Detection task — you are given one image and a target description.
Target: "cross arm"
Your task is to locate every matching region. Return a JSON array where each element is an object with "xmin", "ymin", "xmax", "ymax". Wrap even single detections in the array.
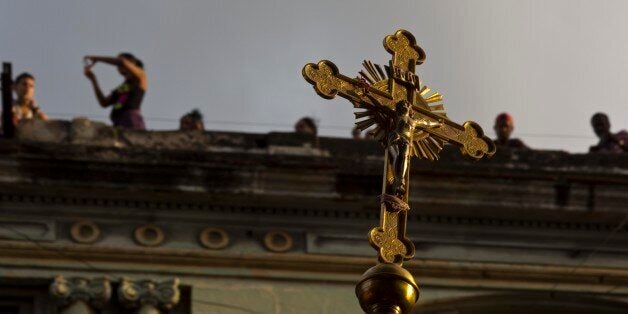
[
  {"xmin": 410, "ymin": 105, "xmax": 496, "ymax": 160},
  {"xmin": 302, "ymin": 60, "xmax": 392, "ymax": 105}
]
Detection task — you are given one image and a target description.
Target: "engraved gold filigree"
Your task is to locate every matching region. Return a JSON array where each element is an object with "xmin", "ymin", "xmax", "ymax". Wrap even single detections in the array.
[
  {"xmin": 302, "ymin": 60, "xmax": 343, "ymax": 99},
  {"xmin": 368, "ymin": 195, "xmax": 415, "ymax": 263},
  {"xmin": 303, "ymin": 35, "xmax": 495, "ymax": 163},
  {"xmin": 302, "ymin": 29, "xmax": 495, "ymax": 265},
  {"xmin": 384, "ymin": 30, "xmax": 426, "ymax": 69},
  {"xmin": 459, "ymin": 121, "xmax": 494, "ymax": 159}
]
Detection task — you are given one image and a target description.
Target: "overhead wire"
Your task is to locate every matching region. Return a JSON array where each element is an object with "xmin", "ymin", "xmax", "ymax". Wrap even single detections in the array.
[
  {"xmin": 6, "ymin": 109, "xmax": 618, "ymax": 300},
  {"xmin": 0, "ymin": 224, "xmax": 120, "ymax": 278},
  {"xmin": 0, "ymin": 224, "xmax": 269, "ymax": 310},
  {"xmin": 549, "ymin": 214, "xmax": 628, "ymax": 292},
  {"xmin": 46, "ymin": 112, "xmax": 598, "ymax": 139},
  {"xmin": 191, "ymin": 299, "xmax": 263, "ymax": 313}
]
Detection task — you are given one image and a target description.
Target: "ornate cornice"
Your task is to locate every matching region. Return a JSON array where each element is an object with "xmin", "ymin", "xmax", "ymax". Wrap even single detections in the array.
[
  {"xmin": 0, "ymin": 191, "xmax": 625, "ymax": 234},
  {"xmin": 49, "ymin": 276, "xmax": 111, "ymax": 308},
  {"xmin": 118, "ymin": 277, "xmax": 180, "ymax": 310}
]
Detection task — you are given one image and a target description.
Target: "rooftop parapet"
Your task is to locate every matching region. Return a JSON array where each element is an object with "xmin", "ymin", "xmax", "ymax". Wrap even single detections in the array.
[{"xmin": 1, "ymin": 119, "xmax": 627, "ymax": 217}]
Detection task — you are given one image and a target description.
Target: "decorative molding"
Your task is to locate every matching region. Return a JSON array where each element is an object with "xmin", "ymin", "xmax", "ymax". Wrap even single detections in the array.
[
  {"xmin": 49, "ymin": 276, "xmax": 111, "ymax": 309},
  {"xmin": 0, "ymin": 191, "xmax": 625, "ymax": 234},
  {"xmin": 263, "ymin": 230, "xmax": 294, "ymax": 253},
  {"xmin": 70, "ymin": 220, "xmax": 100, "ymax": 244},
  {"xmin": 199, "ymin": 227, "xmax": 230, "ymax": 250},
  {"xmin": 133, "ymin": 225, "xmax": 165, "ymax": 247},
  {"xmin": 0, "ymin": 219, "xmax": 56, "ymax": 242},
  {"xmin": 118, "ymin": 277, "xmax": 180, "ymax": 310}
]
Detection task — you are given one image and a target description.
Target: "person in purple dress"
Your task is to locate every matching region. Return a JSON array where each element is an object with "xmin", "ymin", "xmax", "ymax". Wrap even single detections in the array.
[{"xmin": 83, "ymin": 53, "xmax": 147, "ymax": 130}]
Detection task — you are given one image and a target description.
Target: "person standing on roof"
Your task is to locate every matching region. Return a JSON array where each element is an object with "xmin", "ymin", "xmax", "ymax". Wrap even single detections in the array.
[{"xmin": 83, "ymin": 53, "xmax": 147, "ymax": 130}]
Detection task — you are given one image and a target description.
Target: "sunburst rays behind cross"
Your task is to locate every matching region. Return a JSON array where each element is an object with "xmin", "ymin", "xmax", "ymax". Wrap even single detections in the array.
[{"xmin": 352, "ymin": 60, "xmax": 448, "ymax": 161}]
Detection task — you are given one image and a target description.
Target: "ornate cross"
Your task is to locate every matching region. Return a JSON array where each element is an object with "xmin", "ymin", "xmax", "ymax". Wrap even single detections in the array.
[{"xmin": 303, "ymin": 29, "xmax": 495, "ymax": 265}]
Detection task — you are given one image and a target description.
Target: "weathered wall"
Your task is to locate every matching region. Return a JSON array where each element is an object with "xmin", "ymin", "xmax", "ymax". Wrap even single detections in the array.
[{"xmin": 0, "ymin": 120, "xmax": 627, "ymax": 313}]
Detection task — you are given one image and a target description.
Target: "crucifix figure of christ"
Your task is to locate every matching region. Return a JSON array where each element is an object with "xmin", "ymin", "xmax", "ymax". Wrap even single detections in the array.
[
  {"xmin": 302, "ymin": 29, "xmax": 496, "ymax": 267},
  {"xmin": 365, "ymin": 95, "xmax": 441, "ymax": 197}
]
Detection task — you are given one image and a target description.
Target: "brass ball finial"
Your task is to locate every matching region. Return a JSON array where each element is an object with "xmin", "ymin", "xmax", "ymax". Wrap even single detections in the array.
[{"xmin": 355, "ymin": 263, "xmax": 419, "ymax": 314}]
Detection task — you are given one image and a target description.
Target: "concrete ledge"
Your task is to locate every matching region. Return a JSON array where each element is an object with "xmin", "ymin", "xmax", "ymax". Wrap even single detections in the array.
[{"xmin": 0, "ymin": 241, "xmax": 626, "ymax": 295}]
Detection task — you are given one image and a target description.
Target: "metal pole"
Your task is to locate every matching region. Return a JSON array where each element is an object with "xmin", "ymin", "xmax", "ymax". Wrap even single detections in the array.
[{"xmin": 1, "ymin": 62, "xmax": 14, "ymax": 138}]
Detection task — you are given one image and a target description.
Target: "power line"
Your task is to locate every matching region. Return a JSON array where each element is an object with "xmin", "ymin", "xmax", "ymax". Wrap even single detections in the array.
[
  {"xmin": 191, "ymin": 299, "xmax": 262, "ymax": 313},
  {"xmin": 514, "ymin": 133, "xmax": 595, "ymax": 140},
  {"xmin": 46, "ymin": 112, "xmax": 598, "ymax": 139},
  {"xmin": 0, "ymin": 224, "xmax": 120, "ymax": 278},
  {"xmin": 550, "ymin": 214, "xmax": 628, "ymax": 292},
  {"xmin": 602, "ymin": 215, "xmax": 628, "ymax": 294},
  {"xmin": 47, "ymin": 112, "xmax": 326, "ymax": 129},
  {"xmin": 0, "ymin": 224, "xmax": 296, "ymax": 311},
  {"xmin": 0, "ymin": 224, "xmax": 243, "ymax": 310}
]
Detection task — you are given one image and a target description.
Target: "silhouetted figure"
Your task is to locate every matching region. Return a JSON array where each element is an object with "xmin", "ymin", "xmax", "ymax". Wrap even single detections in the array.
[
  {"xmin": 294, "ymin": 116, "xmax": 319, "ymax": 148},
  {"xmin": 352, "ymin": 126, "xmax": 363, "ymax": 140},
  {"xmin": 589, "ymin": 112, "xmax": 627, "ymax": 153},
  {"xmin": 11, "ymin": 72, "xmax": 48, "ymax": 125},
  {"xmin": 180, "ymin": 109, "xmax": 205, "ymax": 131},
  {"xmin": 294, "ymin": 117, "xmax": 317, "ymax": 136},
  {"xmin": 84, "ymin": 53, "xmax": 147, "ymax": 130},
  {"xmin": 493, "ymin": 112, "xmax": 528, "ymax": 149}
]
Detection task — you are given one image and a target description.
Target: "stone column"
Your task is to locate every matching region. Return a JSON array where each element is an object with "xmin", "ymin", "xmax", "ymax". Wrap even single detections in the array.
[
  {"xmin": 50, "ymin": 276, "xmax": 112, "ymax": 314},
  {"xmin": 118, "ymin": 277, "xmax": 180, "ymax": 314}
]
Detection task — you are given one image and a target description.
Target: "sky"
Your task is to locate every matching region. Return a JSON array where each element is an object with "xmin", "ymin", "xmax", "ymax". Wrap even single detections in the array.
[{"xmin": 1, "ymin": 0, "xmax": 627, "ymax": 152}]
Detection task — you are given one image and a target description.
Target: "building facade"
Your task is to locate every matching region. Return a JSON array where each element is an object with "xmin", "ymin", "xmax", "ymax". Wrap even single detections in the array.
[{"xmin": 0, "ymin": 119, "xmax": 627, "ymax": 313}]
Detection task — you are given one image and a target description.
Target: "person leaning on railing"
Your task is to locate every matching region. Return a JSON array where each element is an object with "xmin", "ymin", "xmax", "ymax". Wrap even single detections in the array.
[
  {"xmin": 11, "ymin": 72, "xmax": 48, "ymax": 125},
  {"xmin": 589, "ymin": 112, "xmax": 627, "ymax": 153},
  {"xmin": 493, "ymin": 112, "xmax": 529, "ymax": 150},
  {"xmin": 179, "ymin": 109, "xmax": 205, "ymax": 131}
]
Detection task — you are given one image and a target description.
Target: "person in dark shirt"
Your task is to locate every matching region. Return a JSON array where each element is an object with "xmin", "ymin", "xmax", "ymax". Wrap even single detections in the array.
[
  {"xmin": 83, "ymin": 53, "xmax": 147, "ymax": 130},
  {"xmin": 180, "ymin": 109, "xmax": 205, "ymax": 131},
  {"xmin": 294, "ymin": 116, "xmax": 319, "ymax": 147},
  {"xmin": 294, "ymin": 117, "xmax": 317, "ymax": 136},
  {"xmin": 493, "ymin": 112, "xmax": 528, "ymax": 149},
  {"xmin": 589, "ymin": 112, "xmax": 627, "ymax": 153}
]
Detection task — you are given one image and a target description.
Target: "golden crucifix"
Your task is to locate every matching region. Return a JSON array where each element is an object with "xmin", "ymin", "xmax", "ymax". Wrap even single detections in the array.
[{"xmin": 303, "ymin": 29, "xmax": 496, "ymax": 266}]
